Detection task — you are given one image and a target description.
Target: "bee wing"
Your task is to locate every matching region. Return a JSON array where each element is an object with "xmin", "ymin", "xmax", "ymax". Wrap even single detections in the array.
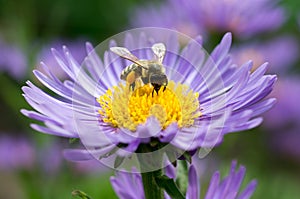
[
  {"xmin": 110, "ymin": 47, "xmax": 148, "ymax": 69},
  {"xmin": 152, "ymin": 43, "xmax": 166, "ymax": 63}
]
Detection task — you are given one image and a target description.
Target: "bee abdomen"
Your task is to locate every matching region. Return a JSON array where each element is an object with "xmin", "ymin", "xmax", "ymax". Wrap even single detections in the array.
[
  {"xmin": 120, "ymin": 64, "xmax": 136, "ymax": 80},
  {"xmin": 120, "ymin": 64, "xmax": 142, "ymax": 80}
]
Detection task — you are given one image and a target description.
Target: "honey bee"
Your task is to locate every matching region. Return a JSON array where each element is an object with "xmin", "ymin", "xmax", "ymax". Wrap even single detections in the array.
[{"xmin": 110, "ymin": 43, "xmax": 168, "ymax": 96}]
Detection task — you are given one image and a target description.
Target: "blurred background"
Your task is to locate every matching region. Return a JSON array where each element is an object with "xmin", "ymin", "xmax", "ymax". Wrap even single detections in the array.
[{"xmin": 0, "ymin": 0, "xmax": 299, "ymax": 198}]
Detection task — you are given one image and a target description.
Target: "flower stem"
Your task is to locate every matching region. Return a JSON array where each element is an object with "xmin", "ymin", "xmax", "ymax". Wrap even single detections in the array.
[
  {"xmin": 141, "ymin": 170, "xmax": 164, "ymax": 199},
  {"xmin": 137, "ymin": 143, "xmax": 164, "ymax": 199}
]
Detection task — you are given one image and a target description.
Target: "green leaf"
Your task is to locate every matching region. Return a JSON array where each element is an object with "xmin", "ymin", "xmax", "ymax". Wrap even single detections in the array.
[
  {"xmin": 182, "ymin": 152, "xmax": 192, "ymax": 163},
  {"xmin": 98, "ymin": 147, "xmax": 117, "ymax": 159},
  {"xmin": 176, "ymin": 160, "xmax": 189, "ymax": 195},
  {"xmin": 166, "ymin": 150, "xmax": 177, "ymax": 167},
  {"xmin": 155, "ymin": 175, "xmax": 185, "ymax": 199},
  {"xmin": 114, "ymin": 156, "xmax": 125, "ymax": 168},
  {"xmin": 72, "ymin": 190, "xmax": 92, "ymax": 199},
  {"xmin": 69, "ymin": 138, "xmax": 79, "ymax": 144},
  {"xmin": 150, "ymin": 139, "xmax": 159, "ymax": 147}
]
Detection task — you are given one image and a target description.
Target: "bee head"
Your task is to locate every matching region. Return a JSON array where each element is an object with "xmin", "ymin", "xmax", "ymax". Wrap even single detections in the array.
[
  {"xmin": 150, "ymin": 73, "xmax": 168, "ymax": 86},
  {"xmin": 149, "ymin": 74, "xmax": 168, "ymax": 95}
]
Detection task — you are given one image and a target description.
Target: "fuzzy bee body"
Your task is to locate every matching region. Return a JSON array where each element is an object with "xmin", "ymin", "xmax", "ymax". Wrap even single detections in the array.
[
  {"xmin": 120, "ymin": 63, "xmax": 142, "ymax": 90},
  {"xmin": 120, "ymin": 63, "xmax": 141, "ymax": 82},
  {"xmin": 110, "ymin": 43, "xmax": 168, "ymax": 95}
]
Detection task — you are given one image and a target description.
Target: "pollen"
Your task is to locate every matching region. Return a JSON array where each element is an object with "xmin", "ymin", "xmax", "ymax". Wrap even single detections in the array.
[{"xmin": 97, "ymin": 81, "xmax": 202, "ymax": 131}]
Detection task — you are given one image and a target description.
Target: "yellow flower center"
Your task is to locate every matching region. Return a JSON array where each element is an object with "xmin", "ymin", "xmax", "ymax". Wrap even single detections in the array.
[{"xmin": 97, "ymin": 81, "xmax": 201, "ymax": 131}]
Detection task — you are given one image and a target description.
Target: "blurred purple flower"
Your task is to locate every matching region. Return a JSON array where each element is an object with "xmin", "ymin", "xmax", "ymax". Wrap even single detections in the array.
[
  {"xmin": 231, "ymin": 36, "xmax": 299, "ymax": 74},
  {"xmin": 0, "ymin": 39, "xmax": 27, "ymax": 80},
  {"xmin": 0, "ymin": 134, "xmax": 35, "ymax": 170},
  {"xmin": 0, "ymin": 133, "xmax": 107, "ymax": 173},
  {"xmin": 21, "ymin": 32, "xmax": 276, "ymax": 163},
  {"xmin": 111, "ymin": 161, "xmax": 257, "ymax": 199},
  {"xmin": 269, "ymin": 128, "xmax": 300, "ymax": 161},
  {"xmin": 38, "ymin": 139, "xmax": 108, "ymax": 174},
  {"xmin": 263, "ymin": 77, "xmax": 300, "ymax": 161},
  {"xmin": 132, "ymin": 2, "xmax": 201, "ymax": 38},
  {"xmin": 264, "ymin": 77, "xmax": 300, "ymax": 130},
  {"xmin": 132, "ymin": 0, "xmax": 285, "ymax": 38},
  {"xmin": 38, "ymin": 139, "xmax": 109, "ymax": 174},
  {"xmin": 35, "ymin": 39, "xmax": 87, "ymax": 79},
  {"xmin": 73, "ymin": 159, "xmax": 109, "ymax": 174},
  {"xmin": 38, "ymin": 140, "xmax": 64, "ymax": 174}
]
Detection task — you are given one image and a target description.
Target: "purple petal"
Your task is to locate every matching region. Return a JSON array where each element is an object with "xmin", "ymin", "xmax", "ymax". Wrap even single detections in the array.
[
  {"xmin": 186, "ymin": 165, "xmax": 200, "ymax": 199},
  {"xmin": 63, "ymin": 145, "xmax": 115, "ymax": 161}
]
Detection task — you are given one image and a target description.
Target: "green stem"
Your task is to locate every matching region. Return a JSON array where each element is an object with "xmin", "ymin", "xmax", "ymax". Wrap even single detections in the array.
[
  {"xmin": 137, "ymin": 144, "xmax": 164, "ymax": 199},
  {"xmin": 141, "ymin": 170, "xmax": 164, "ymax": 199}
]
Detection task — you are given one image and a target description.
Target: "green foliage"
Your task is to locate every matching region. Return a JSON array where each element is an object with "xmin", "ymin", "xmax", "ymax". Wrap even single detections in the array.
[
  {"xmin": 72, "ymin": 190, "xmax": 92, "ymax": 199},
  {"xmin": 155, "ymin": 175, "xmax": 185, "ymax": 199}
]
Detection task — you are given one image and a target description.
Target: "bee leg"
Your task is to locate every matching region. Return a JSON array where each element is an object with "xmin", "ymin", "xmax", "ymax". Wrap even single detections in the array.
[
  {"xmin": 163, "ymin": 86, "xmax": 166, "ymax": 92},
  {"xmin": 152, "ymin": 84, "xmax": 160, "ymax": 97},
  {"xmin": 152, "ymin": 88, "xmax": 159, "ymax": 97},
  {"xmin": 130, "ymin": 82, "xmax": 136, "ymax": 91}
]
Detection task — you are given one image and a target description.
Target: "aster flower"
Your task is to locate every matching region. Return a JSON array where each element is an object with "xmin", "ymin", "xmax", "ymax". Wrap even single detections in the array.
[
  {"xmin": 111, "ymin": 161, "xmax": 257, "ymax": 199},
  {"xmin": 132, "ymin": 2, "xmax": 200, "ymax": 38},
  {"xmin": 132, "ymin": 0, "xmax": 285, "ymax": 38},
  {"xmin": 231, "ymin": 36, "xmax": 299, "ymax": 74},
  {"xmin": 38, "ymin": 140, "xmax": 64, "ymax": 174},
  {"xmin": 21, "ymin": 30, "xmax": 276, "ymax": 170},
  {"xmin": 73, "ymin": 158, "xmax": 110, "ymax": 174},
  {"xmin": 263, "ymin": 77, "xmax": 300, "ymax": 161},
  {"xmin": 0, "ymin": 38, "xmax": 27, "ymax": 80},
  {"xmin": 264, "ymin": 77, "xmax": 300, "ymax": 129},
  {"xmin": 269, "ymin": 128, "xmax": 300, "ymax": 162},
  {"xmin": 0, "ymin": 134, "xmax": 35, "ymax": 171}
]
